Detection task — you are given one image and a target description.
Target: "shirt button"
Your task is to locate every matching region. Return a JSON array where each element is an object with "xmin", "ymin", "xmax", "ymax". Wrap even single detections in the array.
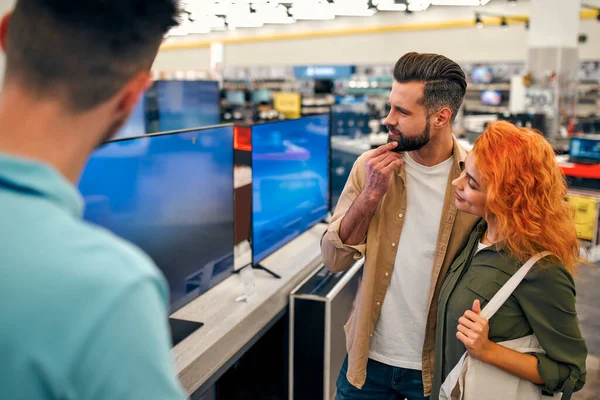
[
  {"xmin": 377, "ymin": 302, "xmax": 381, "ymax": 306},
  {"xmin": 399, "ymin": 213, "xmax": 404, "ymax": 218},
  {"xmin": 392, "ymin": 243, "xmax": 396, "ymax": 247},
  {"xmin": 385, "ymin": 272, "xmax": 390, "ymax": 277},
  {"xmin": 370, "ymin": 333, "xmax": 373, "ymax": 338}
]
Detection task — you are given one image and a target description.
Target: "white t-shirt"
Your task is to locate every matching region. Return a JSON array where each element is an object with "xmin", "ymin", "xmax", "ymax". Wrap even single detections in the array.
[
  {"xmin": 476, "ymin": 241, "xmax": 490, "ymax": 253},
  {"xmin": 369, "ymin": 152, "xmax": 453, "ymax": 370}
]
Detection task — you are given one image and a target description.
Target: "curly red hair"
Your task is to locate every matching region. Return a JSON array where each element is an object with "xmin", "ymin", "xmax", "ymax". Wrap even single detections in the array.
[{"xmin": 473, "ymin": 121, "xmax": 580, "ymax": 272}]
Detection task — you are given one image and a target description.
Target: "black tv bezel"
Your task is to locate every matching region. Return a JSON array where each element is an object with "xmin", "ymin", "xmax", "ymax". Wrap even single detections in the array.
[
  {"xmin": 249, "ymin": 114, "xmax": 331, "ymax": 266},
  {"xmin": 93, "ymin": 123, "xmax": 236, "ymax": 314}
]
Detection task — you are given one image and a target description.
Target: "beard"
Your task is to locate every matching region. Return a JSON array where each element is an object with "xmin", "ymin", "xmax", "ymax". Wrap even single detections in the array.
[{"xmin": 386, "ymin": 119, "xmax": 431, "ymax": 153}]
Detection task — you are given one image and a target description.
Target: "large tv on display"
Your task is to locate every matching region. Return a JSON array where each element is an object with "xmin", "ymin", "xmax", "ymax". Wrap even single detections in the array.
[
  {"xmin": 471, "ymin": 66, "xmax": 493, "ymax": 84},
  {"xmin": 331, "ymin": 103, "xmax": 370, "ymax": 137},
  {"xmin": 112, "ymin": 96, "xmax": 147, "ymax": 140},
  {"xmin": 154, "ymin": 80, "xmax": 221, "ymax": 132},
  {"xmin": 251, "ymin": 115, "xmax": 330, "ymax": 268},
  {"xmin": 79, "ymin": 125, "xmax": 235, "ymax": 313}
]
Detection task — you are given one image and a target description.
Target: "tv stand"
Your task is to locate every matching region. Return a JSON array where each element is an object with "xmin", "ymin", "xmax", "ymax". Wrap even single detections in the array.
[
  {"xmin": 234, "ymin": 263, "xmax": 281, "ymax": 279},
  {"xmin": 253, "ymin": 263, "xmax": 281, "ymax": 279},
  {"xmin": 169, "ymin": 318, "xmax": 204, "ymax": 347}
]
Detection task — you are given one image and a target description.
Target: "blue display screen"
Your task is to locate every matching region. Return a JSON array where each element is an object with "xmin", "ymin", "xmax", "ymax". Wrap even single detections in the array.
[
  {"xmin": 252, "ymin": 90, "xmax": 271, "ymax": 103},
  {"xmin": 293, "ymin": 65, "xmax": 355, "ymax": 79},
  {"xmin": 331, "ymin": 104, "xmax": 370, "ymax": 137},
  {"xmin": 226, "ymin": 90, "xmax": 246, "ymax": 105},
  {"xmin": 570, "ymin": 136, "xmax": 600, "ymax": 162},
  {"xmin": 113, "ymin": 96, "xmax": 146, "ymax": 139},
  {"xmin": 79, "ymin": 126, "xmax": 235, "ymax": 312},
  {"xmin": 251, "ymin": 115, "xmax": 330, "ymax": 264},
  {"xmin": 156, "ymin": 80, "xmax": 221, "ymax": 132}
]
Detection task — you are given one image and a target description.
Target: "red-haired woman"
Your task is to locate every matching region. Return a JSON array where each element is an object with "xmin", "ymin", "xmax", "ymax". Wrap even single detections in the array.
[{"xmin": 430, "ymin": 121, "xmax": 587, "ymax": 399}]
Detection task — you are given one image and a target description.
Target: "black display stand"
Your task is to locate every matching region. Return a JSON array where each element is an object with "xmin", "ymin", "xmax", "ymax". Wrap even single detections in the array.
[
  {"xmin": 169, "ymin": 318, "xmax": 204, "ymax": 347},
  {"xmin": 253, "ymin": 263, "xmax": 281, "ymax": 279},
  {"xmin": 233, "ymin": 263, "xmax": 281, "ymax": 279}
]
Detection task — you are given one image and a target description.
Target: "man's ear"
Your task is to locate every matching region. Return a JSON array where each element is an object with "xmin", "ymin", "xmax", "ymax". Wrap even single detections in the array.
[
  {"xmin": 433, "ymin": 107, "xmax": 453, "ymax": 129},
  {"xmin": 115, "ymin": 71, "xmax": 151, "ymax": 115},
  {"xmin": 0, "ymin": 12, "xmax": 12, "ymax": 54}
]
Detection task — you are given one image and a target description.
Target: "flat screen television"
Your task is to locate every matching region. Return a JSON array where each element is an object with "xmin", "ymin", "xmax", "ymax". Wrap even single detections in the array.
[
  {"xmin": 481, "ymin": 90, "xmax": 502, "ymax": 106},
  {"xmin": 331, "ymin": 104, "xmax": 370, "ymax": 137},
  {"xmin": 226, "ymin": 90, "xmax": 246, "ymax": 106},
  {"xmin": 569, "ymin": 135, "xmax": 600, "ymax": 164},
  {"xmin": 252, "ymin": 89, "xmax": 272, "ymax": 104},
  {"xmin": 472, "ymin": 66, "xmax": 493, "ymax": 84},
  {"xmin": 251, "ymin": 115, "xmax": 330, "ymax": 268},
  {"xmin": 112, "ymin": 96, "xmax": 147, "ymax": 140},
  {"xmin": 78, "ymin": 125, "xmax": 235, "ymax": 313},
  {"xmin": 154, "ymin": 80, "xmax": 221, "ymax": 132},
  {"xmin": 336, "ymin": 95, "xmax": 367, "ymax": 105}
]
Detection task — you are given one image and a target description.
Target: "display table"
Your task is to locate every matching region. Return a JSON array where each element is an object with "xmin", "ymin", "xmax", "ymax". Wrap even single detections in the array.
[{"xmin": 169, "ymin": 222, "xmax": 327, "ymax": 396}]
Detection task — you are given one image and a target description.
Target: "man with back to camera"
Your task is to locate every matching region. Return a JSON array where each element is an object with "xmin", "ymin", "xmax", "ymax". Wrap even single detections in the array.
[
  {"xmin": 321, "ymin": 52, "xmax": 481, "ymax": 399},
  {"xmin": 0, "ymin": 1, "xmax": 188, "ymax": 399}
]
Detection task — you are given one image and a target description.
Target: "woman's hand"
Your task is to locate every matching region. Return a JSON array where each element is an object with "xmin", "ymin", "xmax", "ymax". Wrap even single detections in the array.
[{"xmin": 456, "ymin": 299, "xmax": 494, "ymax": 362}]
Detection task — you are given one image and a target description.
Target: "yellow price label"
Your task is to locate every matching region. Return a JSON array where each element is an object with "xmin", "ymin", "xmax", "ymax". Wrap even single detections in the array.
[
  {"xmin": 273, "ymin": 92, "xmax": 301, "ymax": 119},
  {"xmin": 567, "ymin": 195, "xmax": 598, "ymax": 241}
]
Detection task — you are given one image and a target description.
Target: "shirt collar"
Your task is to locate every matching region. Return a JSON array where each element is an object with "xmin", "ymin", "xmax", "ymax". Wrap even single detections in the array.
[
  {"xmin": 451, "ymin": 134, "xmax": 469, "ymax": 172},
  {"xmin": 397, "ymin": 134, "xmax": 469, "ymax": 181},
  {"xmin": 0, "ymin": 153, "xmax": 84, "ymax": 218}
]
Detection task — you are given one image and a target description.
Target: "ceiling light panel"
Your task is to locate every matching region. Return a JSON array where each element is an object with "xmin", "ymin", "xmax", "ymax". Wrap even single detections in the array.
[
  {"xmin": 407, "ymin": 1, "xmax": 431, "ymax": 11},
  {"xmin": 430, "ymin": 0, "xmax": 482, "ymax": 5},
  {"xmin": 376, "ymin": 0, "xmax": 408, "ymax": 11}
]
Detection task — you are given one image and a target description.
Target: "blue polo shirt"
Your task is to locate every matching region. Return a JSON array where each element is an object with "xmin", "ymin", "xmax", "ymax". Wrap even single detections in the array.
[{"xmin": 0, "ymin": 154, "xmax": 187, "ymax": 400}]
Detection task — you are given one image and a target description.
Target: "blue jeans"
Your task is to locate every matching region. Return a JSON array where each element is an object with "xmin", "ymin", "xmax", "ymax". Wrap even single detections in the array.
[{"xmin": 335, "ymin": 357, "xmax": 430, "ymax": 400}]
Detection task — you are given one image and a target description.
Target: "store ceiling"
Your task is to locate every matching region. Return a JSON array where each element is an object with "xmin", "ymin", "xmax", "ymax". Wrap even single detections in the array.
[{"xmin": 171, "ymin": 0, "xmax": 497, "ymax": 35}]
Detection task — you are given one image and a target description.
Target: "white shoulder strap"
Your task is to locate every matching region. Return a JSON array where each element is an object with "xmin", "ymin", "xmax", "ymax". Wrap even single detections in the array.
[{"xmin": 480, "ymin": 251, "xmax": 553, "ymax": 320}]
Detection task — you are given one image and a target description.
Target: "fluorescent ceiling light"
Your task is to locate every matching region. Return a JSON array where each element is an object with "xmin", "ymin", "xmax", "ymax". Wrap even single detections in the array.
[
  {"xmin": 253, "ymin": 3, "xmax": 296, "ymax": 24},
  {"xmin": 227, "ymin": 17, "xmax": 265, "ymax": 28},
  {"xmin": 332, "ymin": 3, "xmax": 376, "ymax": 16},
  {"xmin": 407, "ymin": 1, "xmax": 431, "ymax": 11},
  {"xmin": 226, "ymin": 8, "xmax": 265, "ymax": 28},
  {"xmin": 289, "ymin": 2, "xmax": 336, "ymax": 20},
  {"xmin": 377, "ymin": 4, "xmax": 407, "ymax": 11},
  {"xmin": 430, "ymin": 0, "xmax": 481, "ymax": 5},
  {"xmin": 376, "ymin": 0, "xmax": 407, "ymax": 11}
]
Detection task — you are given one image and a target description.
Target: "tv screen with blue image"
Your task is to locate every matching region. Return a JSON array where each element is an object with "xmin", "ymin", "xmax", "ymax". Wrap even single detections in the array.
[
  {"xmin": 112, "ymin": 96, "xmax": 146, "ymax": 140},
  {"xmin": 331, "ymin": 103, "xmax": 370, "ymax": 137},
  {"xmin": 251, "ymin": 115, "xmax": 330, "ymax": 264},
  {"xmin": 252, "ymin": 89, "xmax": 271, "ymax": 104},
  {"xmin": 155, "ymin": 80, "xmax": 221, "ymax": 132},
  {"xmin": 79, "ymin": 125, "xmax": 235, "ymax": 312},
  {"xmin": 226, "ymin": 90, "xmax": 246, "ymax": 105}
]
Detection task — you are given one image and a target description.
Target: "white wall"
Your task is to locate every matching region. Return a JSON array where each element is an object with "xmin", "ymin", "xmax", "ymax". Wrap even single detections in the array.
[
  {"xmin": 579, "ymin": 20, "xmax": 600, "ymax": 61},
  {"xmin": 222, "ymin": 24, "xmax": 530, "ymax": 66},
  {"xmin": 152, "ymin": 47, "xmax": 211, "ymax": 71}
]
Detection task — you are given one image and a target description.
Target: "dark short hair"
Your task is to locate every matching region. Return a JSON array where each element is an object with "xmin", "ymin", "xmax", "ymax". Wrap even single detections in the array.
[
  {"xmin": 5, "ymin": 0, "xmax": 179, "ymax": 111},
  {"xmin": 393, "ymin": 52, "xmax": 467, "ymax": 122}
]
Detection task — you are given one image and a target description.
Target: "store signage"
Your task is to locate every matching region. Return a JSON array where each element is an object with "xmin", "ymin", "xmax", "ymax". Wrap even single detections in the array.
[
  {"xmin": 293, "ymin": 65, "xmax": 355, "ymax": 79},
  {"xmin": 273, "ymin": 92, "xmax": 302, "ymax": 119}
]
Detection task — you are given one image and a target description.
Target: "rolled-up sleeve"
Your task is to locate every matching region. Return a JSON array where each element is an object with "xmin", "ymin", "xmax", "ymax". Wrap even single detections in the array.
[
  {"xmin": 321, "ymin": 155, "xmax": 367, "ymax": 273},
  {"xmin": 517, "ymin": 263, "xmax": 587, "ymax": 394}
]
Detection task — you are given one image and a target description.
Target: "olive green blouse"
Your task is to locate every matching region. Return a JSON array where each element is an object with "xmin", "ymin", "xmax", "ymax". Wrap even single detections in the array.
[{"xmin": 431, "ymin": 221, "xmax": 587, "ymax": 399}]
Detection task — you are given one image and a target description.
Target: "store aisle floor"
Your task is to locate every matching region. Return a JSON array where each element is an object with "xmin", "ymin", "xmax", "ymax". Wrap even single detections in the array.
[{"xmin": 574, "ymin": 264, "xmax": 600, "ymax": 400}]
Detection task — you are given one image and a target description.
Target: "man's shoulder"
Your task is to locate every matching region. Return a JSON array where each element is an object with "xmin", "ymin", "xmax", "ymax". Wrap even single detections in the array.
[
  {"xmin": 2, "ymin": 213, "xmax": 165, "ymax": 300},
  {"xmin": 71, "ymin": 220, "xmax": 165, "ymax": 287}
]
